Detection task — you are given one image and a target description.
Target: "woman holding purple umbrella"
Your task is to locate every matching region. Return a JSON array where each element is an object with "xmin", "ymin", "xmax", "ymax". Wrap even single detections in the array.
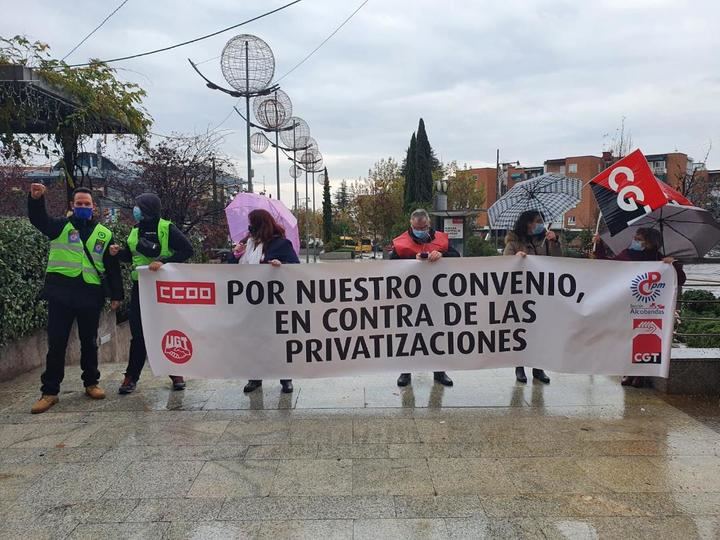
[{"xmin": 228, "ymin": 209, "xmax": 299, "ymax": 393}]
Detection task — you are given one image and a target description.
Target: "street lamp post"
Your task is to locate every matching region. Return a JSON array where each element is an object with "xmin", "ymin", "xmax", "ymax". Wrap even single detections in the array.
[{"xmin": 189, "ymin": 34, "xmax": 278, "ymax": 194}]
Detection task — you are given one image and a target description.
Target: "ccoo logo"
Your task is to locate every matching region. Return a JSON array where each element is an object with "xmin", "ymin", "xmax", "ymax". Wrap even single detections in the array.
[
  {"xmin": 162, "ymin": 330, "xmax": 193, "ymax": 364},
  {"xmin": 156, "ymin": 281, "xmax": 216, "ymax": 305},
  {"xmin": 630, "ymin": 272, "xmax": 666, "ymax": 303}
]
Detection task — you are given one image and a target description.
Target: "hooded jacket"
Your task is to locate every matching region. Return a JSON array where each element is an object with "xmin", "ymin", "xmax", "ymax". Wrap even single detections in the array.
[
  {"xmin": 118, "ymin": 193, "xmax": 194, "ymax": 265},
  {"xmin": 503, "ymin": 231, "xmax": 562, "ymax": 257}
]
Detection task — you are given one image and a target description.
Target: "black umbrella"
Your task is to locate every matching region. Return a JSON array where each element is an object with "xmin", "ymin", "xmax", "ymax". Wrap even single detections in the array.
[{"xmin": 600, "ymin": 205, "xmax": 720, "ymax": 259}]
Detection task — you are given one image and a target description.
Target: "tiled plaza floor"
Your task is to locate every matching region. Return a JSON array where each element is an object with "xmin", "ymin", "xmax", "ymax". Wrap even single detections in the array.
[{"xmin": 0, "ymin": 364, "xmax": 719, "ymax": 539}]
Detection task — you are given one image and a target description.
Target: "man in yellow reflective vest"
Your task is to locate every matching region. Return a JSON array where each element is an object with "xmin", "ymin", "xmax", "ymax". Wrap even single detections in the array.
[
  {"xmin": 28, "ymin": 183, "xmax": 123, "ymax": 414},
  {"xmin": 110, "ymin": 193, "xmax": 193, "ymax": 393}
]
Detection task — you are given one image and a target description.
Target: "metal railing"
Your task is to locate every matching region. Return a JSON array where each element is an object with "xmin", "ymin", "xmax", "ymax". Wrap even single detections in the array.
[{"xmin": 675, "ymin": 279, "xmax": 720, "ymax": 342}]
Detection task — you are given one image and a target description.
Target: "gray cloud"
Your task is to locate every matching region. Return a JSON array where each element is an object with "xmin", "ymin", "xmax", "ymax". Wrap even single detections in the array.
[{"xmin": 3, "ymin": 0, "xmax": 719, "ymax": 203}]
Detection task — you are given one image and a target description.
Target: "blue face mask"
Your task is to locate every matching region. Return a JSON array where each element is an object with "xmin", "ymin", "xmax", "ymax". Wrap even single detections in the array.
[
  {"xmin": 412, "ymin": 228, "xmax": 430, "ymax": 241},
  {"xmin": 133, "ymin": 206, "xmax": 143, "ymax": 222},
  {"xmin": 531, "ymin": 223, "xmax": 545, "ymax": 236},
  {"xmin": 73, "ymin": 206, "xmax": 93, "ymax": 220},
  {"xmin": 629, "ymin": 239, "xmax": 645, "ymax": 252}
]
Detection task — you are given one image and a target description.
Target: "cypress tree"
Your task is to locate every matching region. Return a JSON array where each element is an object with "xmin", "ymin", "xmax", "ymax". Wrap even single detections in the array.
[
  {"xmin": 334, "ymin": 179, "xmax": 350, "ymax": 211},
  {"xmin": 415, "ymin": 118, "xmax": 433, "ymax": 204},
  {"xmin": 403, "ymin": 132, "xmax": 417, "ymax": 210},
  {"xmin": 322, "ymin": 168, "xmax": 332, "ymax": 242}
]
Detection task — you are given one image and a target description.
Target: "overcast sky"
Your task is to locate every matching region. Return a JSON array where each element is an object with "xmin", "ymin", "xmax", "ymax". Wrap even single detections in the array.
[{"xmin": 3, "ymin": 0, "xmax": 719, "ymax": 201}]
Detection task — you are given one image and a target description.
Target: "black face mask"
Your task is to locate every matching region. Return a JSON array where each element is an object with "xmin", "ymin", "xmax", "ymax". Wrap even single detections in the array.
[{"xmin": 248, "ymin": 225, "xmax": 257, "ymax": 234}]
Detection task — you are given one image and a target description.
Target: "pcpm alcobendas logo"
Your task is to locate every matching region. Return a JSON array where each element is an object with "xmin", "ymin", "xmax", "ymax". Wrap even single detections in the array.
[
  {"xmin": 630, "ymin": 271, "xmax": 666, "ymax": 303},
  {"xmin": 632, "ymin": 319, "xmax": 662, "ymax": 364},
  {"xmin": 162, "ymin": 330, "xmax": 193, "ymax": 364}
]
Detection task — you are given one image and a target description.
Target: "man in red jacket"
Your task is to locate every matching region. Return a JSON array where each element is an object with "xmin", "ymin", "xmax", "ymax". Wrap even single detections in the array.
[{"xmin": 390, "ymin": 208, "xmax": 460, "ymax": 388}]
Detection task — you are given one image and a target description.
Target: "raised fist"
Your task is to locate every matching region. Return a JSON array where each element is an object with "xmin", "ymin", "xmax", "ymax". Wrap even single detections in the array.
[{"xmin": 30, "ymin": 183, "xmax": 46, "ymax": 199}]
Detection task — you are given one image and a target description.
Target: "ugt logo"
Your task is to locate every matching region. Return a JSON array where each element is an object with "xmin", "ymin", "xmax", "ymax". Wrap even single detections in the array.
[
  {"xmin": 630, "ymin": 272, "xmax": 666, "ymax": 303},
  {"xmin": 632, "ymin": 319, "xmax": 662, "ymax": 364},
  {"xmin": 162, "ymin": 330, "xmax": 193, "ymax": 364}
]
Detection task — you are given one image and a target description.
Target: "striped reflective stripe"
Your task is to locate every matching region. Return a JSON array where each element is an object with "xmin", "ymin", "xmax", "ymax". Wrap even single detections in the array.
[
  {"xmin": 50, "ymin": 243, "xmax": 83, "ymax": 252},
  {"xmin": 47, "ymin": 261, "xmax": 84, "ymax": 269}
]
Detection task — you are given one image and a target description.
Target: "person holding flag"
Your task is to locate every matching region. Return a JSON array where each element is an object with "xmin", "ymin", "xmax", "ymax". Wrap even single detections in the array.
[
  {"xmin": 594, "ymin": 228, "xmax": 686, "ymax": 387},
  {"xmin": 590, "ymin": 150, "xmax": 695, "ymax": 388}
]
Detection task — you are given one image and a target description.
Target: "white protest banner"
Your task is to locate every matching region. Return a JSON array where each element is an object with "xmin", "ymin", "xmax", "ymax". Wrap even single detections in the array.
[{"xmin": 139, "ymin": 257, "xmax": 677, "ymax": 380}]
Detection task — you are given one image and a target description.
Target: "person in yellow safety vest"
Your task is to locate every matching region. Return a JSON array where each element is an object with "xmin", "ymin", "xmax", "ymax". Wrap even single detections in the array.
[
  {"xmin": 27, "ymin": 184, "xmax": 123, "ymax": 414},
  {"xmin": 109, "ymin": 193, "xmax": 194, "ymax": 394}
]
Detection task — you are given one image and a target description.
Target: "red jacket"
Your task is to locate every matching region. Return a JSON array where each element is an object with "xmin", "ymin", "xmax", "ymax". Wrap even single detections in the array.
[{"xmin": 391, "ymin": 229, "xmax": 451, "ymax": 259}]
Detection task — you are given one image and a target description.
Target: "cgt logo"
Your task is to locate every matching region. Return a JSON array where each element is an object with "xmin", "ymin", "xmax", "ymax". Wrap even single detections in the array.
[
  {"xmin": 632, "ymin": 319, "xmax": 662, "ymax": 364},
  {"xmin": 162, "ymin": 330, "xmax": 193, "ymax": 364},
  {"xmin": 156, "ymin": 281, "xmax": 216, "ymax": 305},
  {"xmin": 630, "ymin": 272, "xmax": 666, "ymax": 303}
]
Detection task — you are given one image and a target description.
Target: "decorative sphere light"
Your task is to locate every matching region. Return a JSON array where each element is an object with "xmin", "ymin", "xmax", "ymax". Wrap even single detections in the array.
[
  {"xmin": 280, "ymin": 117, "xmax": 310, "ymax": 149},
  {"xmin": 250, "ymin": 132, "xmax": 269, "ymax": 154},
  {"xmin": 220, "ymin": 34, "xmax": 275, "ymax": 94}
]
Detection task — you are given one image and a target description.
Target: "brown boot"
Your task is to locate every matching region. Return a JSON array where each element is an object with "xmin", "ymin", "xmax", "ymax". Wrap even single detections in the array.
[
  {"xmin": 31, "ymin": 395, "xmax": 59, "ymax": 414},
  {"xmin": 85, "ymin": 385, "xmax": 106, "ymax": 400}
]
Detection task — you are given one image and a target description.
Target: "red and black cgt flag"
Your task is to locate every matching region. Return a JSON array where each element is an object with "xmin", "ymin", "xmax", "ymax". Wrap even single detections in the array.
[
  {"xmin": 658, "ymin": 181, "xmax": 692, "ymax": 207},
  {"xmin": 590, "ymin": 149, "xmax": 668, "ymax": 236}
]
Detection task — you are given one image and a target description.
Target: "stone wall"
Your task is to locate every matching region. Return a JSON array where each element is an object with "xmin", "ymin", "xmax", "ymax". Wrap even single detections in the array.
[
  {"xmin": 0, "ymin": 311, "xmax": 130, "ymax": 382},
  {"xmin": 652, "ymin": 348, "xmax": 720, "ymax": 396}
]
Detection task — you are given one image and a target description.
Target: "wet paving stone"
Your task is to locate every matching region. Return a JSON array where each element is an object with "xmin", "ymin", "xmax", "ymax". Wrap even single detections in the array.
[{"xmin": 0, "ymin": 363, "xmax": 718, "ymax": 538}]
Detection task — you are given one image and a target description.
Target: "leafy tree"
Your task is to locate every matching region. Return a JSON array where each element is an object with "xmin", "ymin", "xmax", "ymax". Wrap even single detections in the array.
[
  {"xmin": 353, "ymin": 158, "xmax": 405, "ymax": 243},
  {"xmin": 0, "ymin": 153, "xmax": 68, "ymax": 216},
  {"xmin": 106, "ymin": 132, "xmax": 232, "ymax": 235},
  {"xmin": 445, "ymin": 161, "xmax": 485, "ymax": 211},
  {"xmin": 672, "ymin": 142, "xmax": 714, "ymax": 213},
  {"xmin": 0, "ymin": 35, "xmax": 151, "ymax": 201},
  {"xmin": 322, "ymin": 168, "xmax": 332, "ymax": 242},
  {"xmin": 334, "ymin": 179, "xmax": 350, "ymax": 211}
]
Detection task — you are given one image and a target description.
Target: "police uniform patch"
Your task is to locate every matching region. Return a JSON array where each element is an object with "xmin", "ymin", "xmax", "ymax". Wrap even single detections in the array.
[
  {"xmin": 97, "ymin": 231, "xmax": 107, "ymax": 240},
  {"xmin": 69, "ymin": 230, "xmax": 80, "ymax": 243},
  {"xmin": 94, "ymin": 240, "xmax": 106, "ymax": 253}
]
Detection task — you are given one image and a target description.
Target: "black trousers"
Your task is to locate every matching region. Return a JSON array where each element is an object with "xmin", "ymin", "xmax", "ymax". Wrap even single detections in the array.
[
  {"xmin": 125, "ymin": 282, "xmax": 147, "ymax": 382},
  {"xmin": 40, "ymin": 300, "xmax": 102, "ymax": 395}
]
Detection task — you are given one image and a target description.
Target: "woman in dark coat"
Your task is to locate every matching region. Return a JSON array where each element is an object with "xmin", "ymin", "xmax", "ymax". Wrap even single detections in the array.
[
  {"xmin": 503, "ymin": 210, "xmax": 561, "ymax": 384},
  {"xmin": 594, "ymin": 227, "xmax": 686, "ymax": 388},
  {"xmin": 228, "ymin": 209, "xmax": 299, "ymax": 393}
]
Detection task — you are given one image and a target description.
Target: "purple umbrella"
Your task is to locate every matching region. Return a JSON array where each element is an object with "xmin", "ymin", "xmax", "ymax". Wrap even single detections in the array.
[{"xmin": 225, "ymin": 193, "xmax": 300, "ymax": 254}]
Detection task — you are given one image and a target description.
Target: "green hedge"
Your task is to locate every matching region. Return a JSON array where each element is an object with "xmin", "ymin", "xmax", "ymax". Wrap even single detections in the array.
[
  {"xmin": 0, "ymin": 217, "xmax": 49, "ymax": 347},
  {"xmin": 677, "ymin": 290, "xmax": 720, "ymax": 348},
  {"xmin": 0, "ymin": 217, "xmax": 202, "ymax": 347},
  {"xmin": 465, "ymin": 236, "xmax": 497, "ymax": 257}
]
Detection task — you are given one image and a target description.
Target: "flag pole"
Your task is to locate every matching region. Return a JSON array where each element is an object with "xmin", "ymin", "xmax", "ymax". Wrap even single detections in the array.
[{"xmin": 591, "ymin": 214, "xmax": 602, "ymax": 255}]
